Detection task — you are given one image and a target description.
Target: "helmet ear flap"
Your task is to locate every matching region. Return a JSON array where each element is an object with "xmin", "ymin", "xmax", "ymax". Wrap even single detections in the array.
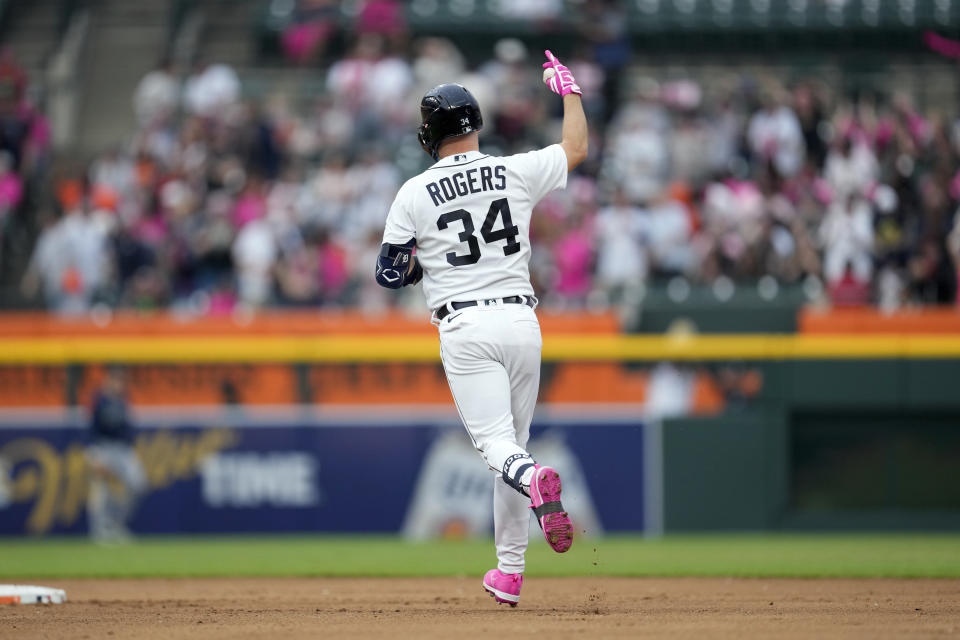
[
  {"xmin": 471, "ymin": 105, "xmax": 483, "ymax": 131},
  {"xmin": 417, "ymin": 123, "xmax": 437, "ymax": 160},
  {"xmin": 465, "ymin": 105, "xmax": 482, "ymax": 132}
]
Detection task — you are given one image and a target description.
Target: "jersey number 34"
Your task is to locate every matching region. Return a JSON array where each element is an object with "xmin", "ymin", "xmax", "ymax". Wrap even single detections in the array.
[{"xmin": 436, "ymin": 197, "xmax": 520, "ymax": 266}]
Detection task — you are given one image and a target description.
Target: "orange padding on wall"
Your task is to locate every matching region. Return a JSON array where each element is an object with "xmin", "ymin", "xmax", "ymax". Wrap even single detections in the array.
[
  {"xmin": 544, "ymin": 363, "xmax": 725, "ymax": 413},
  {"xmin": 0, "ymin": 310, "xmax": 620, "ymax": 337},
  {"xmin": 799, "ymin": 307, "xmax": 960, "ymax": 334},
  {"xmin": 0, "ymin": 362, "xmax": 727, "ymax": 411}
]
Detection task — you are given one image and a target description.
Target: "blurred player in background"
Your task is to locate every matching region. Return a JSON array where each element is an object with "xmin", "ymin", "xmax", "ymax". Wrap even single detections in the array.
[
  {"xmin": 86, "ymin": 366, "xmax": 146, "ymax": 543},
  {"xmin": 376, "ymin": 50, "xmax": 588, "ymax": 606}
]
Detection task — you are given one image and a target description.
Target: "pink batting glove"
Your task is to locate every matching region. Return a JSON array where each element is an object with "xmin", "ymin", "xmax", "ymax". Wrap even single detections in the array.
[{"xmin": 542, "ymin": 49, "xmax": 582, "ymax": 97}]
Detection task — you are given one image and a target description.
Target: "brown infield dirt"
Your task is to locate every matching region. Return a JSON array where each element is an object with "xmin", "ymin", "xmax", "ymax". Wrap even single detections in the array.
[{"xmin": 2, "ymin": 577, "xmax": 958, "ymax": 639}]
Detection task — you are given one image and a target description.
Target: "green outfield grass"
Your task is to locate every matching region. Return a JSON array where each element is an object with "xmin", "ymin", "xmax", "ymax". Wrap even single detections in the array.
[{"xmin": 1, "ymin": 534, "xmax": 958, "ymax": 579}]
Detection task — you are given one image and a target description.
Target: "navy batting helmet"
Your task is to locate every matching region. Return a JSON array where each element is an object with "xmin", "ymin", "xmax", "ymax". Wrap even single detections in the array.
[{"xmin": 417, "ymin": 83, "xmax": 483, "ymax": 161}]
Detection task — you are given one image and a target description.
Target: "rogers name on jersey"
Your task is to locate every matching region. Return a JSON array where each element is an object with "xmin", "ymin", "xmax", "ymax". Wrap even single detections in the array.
[{"xmin": 425, "ymin": 162, "xmax": 506, "ymax": 206}]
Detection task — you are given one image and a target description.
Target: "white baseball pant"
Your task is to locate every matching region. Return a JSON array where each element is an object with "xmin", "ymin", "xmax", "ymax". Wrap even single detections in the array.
[{"xmin": 437, "ymin": 299, "xmax": 542, "ymax": 575}]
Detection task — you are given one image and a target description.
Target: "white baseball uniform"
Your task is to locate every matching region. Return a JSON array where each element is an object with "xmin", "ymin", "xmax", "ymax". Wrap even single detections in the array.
[{"xmin": 382, "ymin": 144, "xmax": 568, "ymax": 574}]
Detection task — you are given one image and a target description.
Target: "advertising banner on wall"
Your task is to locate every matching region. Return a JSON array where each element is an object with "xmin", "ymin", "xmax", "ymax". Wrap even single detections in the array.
[{"xmin": 0, "ymin": 410, "xmax": 645, "ymax": 536}]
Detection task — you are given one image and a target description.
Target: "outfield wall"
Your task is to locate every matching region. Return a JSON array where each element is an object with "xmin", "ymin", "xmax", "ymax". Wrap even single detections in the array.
[
  {"xmin": 0, "ymin": 409, "xmax": 647, "ymax": 537},
  {"xmin": 1, "ymin": 310, "xmax": 959, "ymax": 534}
]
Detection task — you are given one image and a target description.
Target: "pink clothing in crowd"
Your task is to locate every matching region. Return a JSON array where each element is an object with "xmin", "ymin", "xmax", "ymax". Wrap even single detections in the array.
[
  {"xmin": 207, "ymin": 289, "xmax": 237, "ymax": 316},
  {"xmin": 357, "ymin": 0, "xmax": 405, "ymax": 36},
  {"xmin": 282, "ymin": 22, "xmax": 334, "ymax": 64},
  {"xmin": 0, "ymin": 171, "xmax": 22, "ymax": 210},
  {"xmin": 553, "ymin": 230, "xmax": 592, "ymax": 298},
  {"xmin": 318, "ymin": 241, "xmax": 349, "ymax": 297},
  {"xmin": 232, "ymin": 190, "xmax": 267, "ymax": 229},
  {"xmin": 132, "ymin": 215, "xmax": 169, "ymax": 247}
]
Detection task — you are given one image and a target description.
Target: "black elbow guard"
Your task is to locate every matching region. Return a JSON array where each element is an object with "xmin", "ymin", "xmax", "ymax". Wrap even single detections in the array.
[{"xmin": 375, "ymin": 241, "xmax": 420, "ymax": 289}]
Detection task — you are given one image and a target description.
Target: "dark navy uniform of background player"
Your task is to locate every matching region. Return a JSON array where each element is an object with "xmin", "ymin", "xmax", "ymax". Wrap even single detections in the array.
[{"xmin": 86, "ymin": 367, "xmax": 147, "ymax": 542}]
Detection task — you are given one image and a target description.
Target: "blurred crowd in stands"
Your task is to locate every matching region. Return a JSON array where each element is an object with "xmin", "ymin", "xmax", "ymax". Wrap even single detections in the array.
[
  {"xmin": 0, "ymin": 48, "xmax": 50, "ymax": 287},
  {"xmin": 9, "ymin": 0, "xmax": 960, "ymax": 315}
]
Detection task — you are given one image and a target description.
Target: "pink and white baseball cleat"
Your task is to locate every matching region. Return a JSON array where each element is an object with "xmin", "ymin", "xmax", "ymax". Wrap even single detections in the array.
[
  {"xmin": 529, "ymin": 464, "xmax": 574, "ymax": 553},
  {"xmin": 482, "ymin": 569, "xmax": 522, "ymax": 607}
]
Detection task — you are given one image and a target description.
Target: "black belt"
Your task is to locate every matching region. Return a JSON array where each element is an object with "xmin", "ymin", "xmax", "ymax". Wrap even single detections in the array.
[{"xmin": 435, "ymin": 295, "xmax": 533, "ymax": 320}]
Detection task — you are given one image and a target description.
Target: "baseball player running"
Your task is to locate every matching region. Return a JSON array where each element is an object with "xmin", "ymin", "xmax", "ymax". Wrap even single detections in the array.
[{"xmin": 376, "ymin": 50, "xmax": 587, "ymax": 607}]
